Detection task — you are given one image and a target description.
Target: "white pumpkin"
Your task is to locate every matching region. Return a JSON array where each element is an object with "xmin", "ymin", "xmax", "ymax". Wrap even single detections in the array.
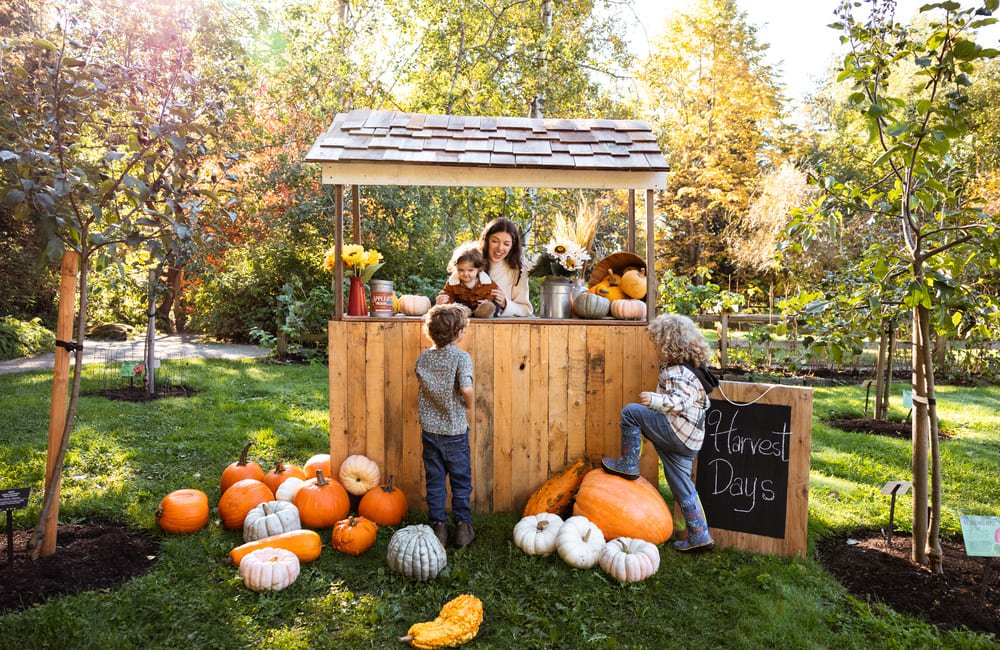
[
  {"xmin": 274, "ymin": 476, "xmax": 306, "ymax": 503},
  {"xmin": 239, "ymin": 546, "xmax": 300, "ymax": 591},
  {"xmin": 513, "ymin": 513, "xmax": 563, "ymax": 556},
  {"xmin": 599, "ymin": 536, "xmax": 661, "ymax": 583},
  {"xmin": 243, "ymin": 500, "xmax": 301, "ymax": 543},
  {"xmin": 556, "ymin": 515, "xmax": 605, "ymax": 569},
  {"xmin": 386, "ymin": 524, "xmax": 447, "ymax": 581},
  {"xmin": 339, "ymin": 454, "xmax": 381, "ymax": 496}
]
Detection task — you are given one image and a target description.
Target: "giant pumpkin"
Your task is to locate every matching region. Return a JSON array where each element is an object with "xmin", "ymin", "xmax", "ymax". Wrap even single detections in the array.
[{"xmin": 571, "ymin": 470, "xmax": 673, "ymax": 545}]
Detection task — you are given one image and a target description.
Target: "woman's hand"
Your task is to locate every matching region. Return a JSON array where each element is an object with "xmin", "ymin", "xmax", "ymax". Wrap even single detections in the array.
[
  {"xmin": 638, "ymin": 391, "xmax": 653, "ymax": 407},
  {"xmin": 490, "ymin": 287, "xmax": 507, "ymax": 309},
  {"xmin": 435, "ymin": 292, "xmax": 451, "ymax": 305}
]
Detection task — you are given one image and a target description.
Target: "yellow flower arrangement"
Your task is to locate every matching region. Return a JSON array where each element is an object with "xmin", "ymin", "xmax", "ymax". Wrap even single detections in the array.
[{"xmin": 323, "ymin": 244, "xmax": 384, "ymax": 282}]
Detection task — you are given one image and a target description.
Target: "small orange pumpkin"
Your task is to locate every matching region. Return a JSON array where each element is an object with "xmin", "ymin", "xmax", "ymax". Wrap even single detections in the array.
[
  {"xmin": 220, "ymin": 442, "xmax": 266, "ymax": 494},
  {"xmin": 263, "ymin": 461, "xmax": 307, "ymax": 494},
  {"xmin": 358, "ymin": 474, "xmax": 408, "ymax": 526},
  {"xmin": 156, "ymin": 488, "xmax": 209, "ymax": 534},
  {"xmin": 219, "ymin": 479, "xmax": 274, "ymax": 530},
  {"xmin": 303, "ymin": 453, "xmax": 334, "ymax": 480},
  {"xmin": 571, "ymin": 470, "xmax": 673, "ymax": 544},
  {"xmin": 339, "ymin": 454, "xmax": 381, "ymax": 496},
  {"xmin": 330, "ymin": 516, "xmax": 378, "ymax": 556},
  {"xmin": 294, "ymin": 470, "xmax": 350, "ymax": 528},
  {"xmin": 522, "ymin": 457, "xmax": 591, "ymax": 518}
]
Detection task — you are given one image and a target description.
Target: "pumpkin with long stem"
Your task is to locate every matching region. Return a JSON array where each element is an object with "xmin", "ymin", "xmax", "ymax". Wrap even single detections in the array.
[
  {"xmin": 294, "ymin": 470, "xmax": 349, "ymax": 528},
  {"xmin": 358, "ymin": 474, "xmax": 408, "ymax": 525},
  {"xmin": 220, "ymin": 442, "xmax": 265, "ymax": 493}
]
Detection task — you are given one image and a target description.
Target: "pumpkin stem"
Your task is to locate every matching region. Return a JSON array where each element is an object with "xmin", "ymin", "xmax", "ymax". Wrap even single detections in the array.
[
  {"xmin": 237, "ymin": 441, "xmax": 253, "ymax": 467},
  {"xmin": 582, "ymin": 529, "xmax": 591, "ymax": 542},
  {"xmin": 383, "ymin": 474, "xmax": 395, "ymax": 492},
  {"xmin": 315, "ymin": 469, "xmax": 328, "ymax": 486},
  {"xmin": 274, "ymin": 461, "xmax": 286, "ymax": 473},
  {"xmin": 536, "ymin": 520, "xmax": 549, "ymax": 530},
  {"xmin": 397, "ymin": 635, "xmax": 414, "ymax": 643}
]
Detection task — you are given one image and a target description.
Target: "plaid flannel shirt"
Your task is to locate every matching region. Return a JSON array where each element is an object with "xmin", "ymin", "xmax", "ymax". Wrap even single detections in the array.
[{"xmin": 646, "ymin": 364, "xmax": 710, "ymax": 451}]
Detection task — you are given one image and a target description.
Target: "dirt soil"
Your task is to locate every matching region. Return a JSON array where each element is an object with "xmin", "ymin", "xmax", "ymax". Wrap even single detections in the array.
[{"xmin": 0, "ymin": 520, "xmax": 159, "ymax": 613}]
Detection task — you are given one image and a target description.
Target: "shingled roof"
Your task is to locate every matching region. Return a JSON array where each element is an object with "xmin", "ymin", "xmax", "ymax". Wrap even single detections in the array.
[{"xmin": 304, "ymin": 109, "xmax": 668, "ymax": 190}]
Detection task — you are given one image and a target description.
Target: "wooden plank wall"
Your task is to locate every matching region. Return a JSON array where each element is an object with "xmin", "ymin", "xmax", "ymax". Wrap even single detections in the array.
[{"xmin": 329, "ymin": 319, "xmax": 660, "ymax": 514}]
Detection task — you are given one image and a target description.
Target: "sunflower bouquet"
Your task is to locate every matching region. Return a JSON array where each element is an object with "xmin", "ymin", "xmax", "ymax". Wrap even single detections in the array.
[
  {"xmin": 528, "ymin": 193, "xmax": 600, "ymax": 279},
  {"xmin": 324, "ymin": 244, "xmax": 384, "ymax": 283}
]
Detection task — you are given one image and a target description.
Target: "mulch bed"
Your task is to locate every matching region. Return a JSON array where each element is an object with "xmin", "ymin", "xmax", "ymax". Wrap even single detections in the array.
[
  {"xmin": 817, "ymin": 530, "xmax": 999, "ymax": 635},
  {"xmin": 0, "ymin": 521, "xmax": 159, "ymax": 613},
  {"xmin": 91, "ymin": 386, "xmax": 198, "ymax": 402}
]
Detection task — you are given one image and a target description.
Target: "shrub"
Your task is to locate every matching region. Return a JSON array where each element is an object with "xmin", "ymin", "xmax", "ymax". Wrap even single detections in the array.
[{"xmin": 0, "ymin": 316, "xmax": 56, "ymax": 360}]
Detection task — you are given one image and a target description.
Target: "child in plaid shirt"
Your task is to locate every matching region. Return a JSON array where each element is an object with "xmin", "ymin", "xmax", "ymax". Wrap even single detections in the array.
[{"xmin": 602, "ymin": 314, "xmax": 719, "ymax": 553}]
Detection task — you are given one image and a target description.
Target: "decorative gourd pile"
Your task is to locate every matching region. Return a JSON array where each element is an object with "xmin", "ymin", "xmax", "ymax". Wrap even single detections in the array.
[
  {"xmin": 513, "ymin": 466, "xmax": 670, "ymax": 582},
  {"xmin": 578, "ymin": 259, "xmax": 648, "ymax": 320}
]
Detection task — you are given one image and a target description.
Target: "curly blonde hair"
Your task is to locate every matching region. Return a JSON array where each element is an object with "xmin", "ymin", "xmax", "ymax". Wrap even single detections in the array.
[{"xmin": 647, "ymin": 314, "xmax": 712, "ymax": 366}]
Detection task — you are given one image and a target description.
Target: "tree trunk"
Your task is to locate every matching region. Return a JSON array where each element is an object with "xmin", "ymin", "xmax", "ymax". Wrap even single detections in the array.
[
  {"xmin": 910, "ymin": 304, "xmax": 929, "ymax": 566},
  {"xmin": 145, "ymin": 266, "xmax": 157, "ymax": 395},
  {"xmin": 917, "ymin": 304, "xmax": 943, "ymax": 573},
  {"xmin": 29, "ymin": 251, "xmax": 89, "ymax": 560},
  {"xmin": 874, "ymin": 326, "xmax": 888, "ymax": 420},
  {"xmin": 156, "ymin": 266, "xmax": 183, "ymax": 334},
  {"xmin": 880, "ymin": 325, "xmax": 896, "ymax": 420}
]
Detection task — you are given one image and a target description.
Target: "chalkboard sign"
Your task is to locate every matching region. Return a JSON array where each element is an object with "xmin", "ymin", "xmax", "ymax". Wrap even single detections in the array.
[
  {"xmin": 689, "ymin": 382, "xmax": 812, "ymax": 558},
  {"xmin": 696, "ymin": 400, "xmax": 792, "ymax": 539}
]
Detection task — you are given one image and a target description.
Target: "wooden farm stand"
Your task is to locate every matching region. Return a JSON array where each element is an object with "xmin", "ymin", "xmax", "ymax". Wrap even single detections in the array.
[{"xmin": 305, "ymin": 110, "xmax": 668, "ymax": 515}]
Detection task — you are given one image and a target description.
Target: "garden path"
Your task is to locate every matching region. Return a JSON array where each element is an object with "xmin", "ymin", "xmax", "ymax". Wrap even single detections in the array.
[{"xmin": 0, "ymin": 334, "xmax": 268, "ymax": 375}]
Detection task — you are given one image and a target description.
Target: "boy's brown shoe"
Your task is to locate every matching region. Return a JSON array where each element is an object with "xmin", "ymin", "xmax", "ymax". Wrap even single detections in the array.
[
  {"xmin": 432, "ymin": 522, "xmax": 449, "ymax": 548},
  {"xmin": 454, "ymin": 522, "xmax": 476, "ymax": 548}
]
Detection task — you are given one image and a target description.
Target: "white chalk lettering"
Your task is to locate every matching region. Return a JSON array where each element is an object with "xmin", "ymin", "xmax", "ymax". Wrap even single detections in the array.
[{"xmin": 708, "ymin": 458, "xmax": 776, "ymax": 513}]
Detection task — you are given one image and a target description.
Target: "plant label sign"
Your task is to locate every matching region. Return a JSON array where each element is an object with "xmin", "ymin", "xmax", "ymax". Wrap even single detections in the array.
[
  {"xmin": 959, "ymin": 515, "xmax": 1000, "ymax": 557},
  {"xmin": 693, "ymin": 382, "xmax": 813, "ymax": 558},
  {"xmin": 0, "ymin": 488, "xmax": 30, "ymax": 512}
]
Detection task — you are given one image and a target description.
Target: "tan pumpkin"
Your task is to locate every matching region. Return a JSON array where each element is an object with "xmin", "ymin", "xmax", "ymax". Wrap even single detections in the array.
[
  {"xmin": 571, "ymin": 470, "xmax": 673, "ymax": 544},
  {"xmin": 218, "ymin": 479, "xmax": 274, "ymax": 530},
  {"xmin": 339, "ymin": 454, "xmax": 381, "ymax": 496},
  {"xmin": 239, "ymin": 546, "xmax": 300, "ymax": 591},
  {"xmin": 398, "ymin": 294, "xmax": 431, "ymax": 316},
  {"xmin": 330, "ymin": 516, "xmax": 379, "ymax": 556},
  {"xmin": 229, "ymin": 529, "xmax": 323, "ymax": 565},
  {"xmin": 610, "ymin": 298, "xmax": 647, "ymax": 320},
  {"xmin": 156, "ymin": 488, "xmax": 209, "ymax": 534},
  {"xmin": 522, "ymin": 457, "xmax": 591, "ymax": 518},
  {"xmin": 619, "ymin": 269, "xmax": 647, "ymax": 299}
]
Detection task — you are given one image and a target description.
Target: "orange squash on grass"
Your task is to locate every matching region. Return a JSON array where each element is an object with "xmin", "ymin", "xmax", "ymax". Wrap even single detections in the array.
[
  {"xmin": 156, "ymin": 488, "xmax": 209, "ymax": 534},
  {"xmin": 331, "ymin": 516, "xmax": 378, "ymax": 556},
  {"xmin": 522, "ymin": 457, "xmax": 591, "ymax": 518},
  {"xmin": 220, "ymin": 442, "xmax": 265, "ymax": 493},
  {"xmin": 571, "ymin": 469, "xmax": 673, "ymax": 545},
  {"xmin": 219, "ymin": 479, "xmax": 274, "ymax": 530},
  {"xmin": 263, "ymin": 461, "xmax": 307, "ymax": 494},
  {"xmin": 303, "ymin": 453, "xmax": 334, "ymax": 480},
  {"xmin": 229, "ymin": 529, "xmax": 323, "ymax": 566},
  {"xmin": 358, "ymin": 474, "xmax": 408, "ymax": 526},
  {"xmin": 294, "ymin": 470, "xmax": 350, "ymax": 528}
]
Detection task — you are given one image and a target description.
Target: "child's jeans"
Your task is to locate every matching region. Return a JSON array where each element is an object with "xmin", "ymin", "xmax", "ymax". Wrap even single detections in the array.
[
  {"xmin": 421, "ymin": 429, "xmax": 473, "ymax": 524},
  {"xmin": 620, "ymin": 402, "xmax": 699, "ymax": 501}
]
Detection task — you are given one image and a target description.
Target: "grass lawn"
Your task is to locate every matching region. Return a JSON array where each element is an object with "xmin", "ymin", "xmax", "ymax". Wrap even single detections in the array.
[{"xmin": 0, "ymin": 360, "xmax": 998, "ymax": 649}]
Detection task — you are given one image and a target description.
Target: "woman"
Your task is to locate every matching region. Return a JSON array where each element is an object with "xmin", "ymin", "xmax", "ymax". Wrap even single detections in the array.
[{"xmin": 477, "ymin": 217, "xmax": 532, "ymax": 317}]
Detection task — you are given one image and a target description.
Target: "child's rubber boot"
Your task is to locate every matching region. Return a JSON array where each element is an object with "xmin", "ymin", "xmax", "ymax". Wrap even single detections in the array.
[
  {"xmin": 601, "ymin": 427, "xmax": 642, "ymax": 480},
  {"xmin": 674, "ymin": 493, "xmax": 716, "ymax": 553}
]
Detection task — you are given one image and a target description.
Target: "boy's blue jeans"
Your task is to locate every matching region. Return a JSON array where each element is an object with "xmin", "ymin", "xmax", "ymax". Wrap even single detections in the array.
[
  {"xmin": 421, "ymin": 430, "xmax": 473, "ymax": 525},
  {"xmin": 620, "ymin": 402, "xmax": 699, "ymax": 501}
]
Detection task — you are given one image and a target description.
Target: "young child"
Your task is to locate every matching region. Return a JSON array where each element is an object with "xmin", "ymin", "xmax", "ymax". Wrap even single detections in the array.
[
  {"xmin": 436, "ymin": 241, "xmax": 500, "ymax": 318},
  {"xmin": 602, "ymin": 314, "xmax": 720, "ymax": 553},
  {"xmin": 415, "ymin": 303, "xmax": 476, "ymax": 548}
]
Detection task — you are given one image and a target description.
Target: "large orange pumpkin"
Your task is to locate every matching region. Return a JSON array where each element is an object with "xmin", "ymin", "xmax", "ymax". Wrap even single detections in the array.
[
  {"xmin": 522, "ymin": 457, "xmax": 591, "ymax": 518},
  {"xmin": 330, "ymin": 516, "xmax": 378, "ymax": 556},
  {"xmin": 220, "ymin": 442, "xmax": 266, "ymax": 493},
  {"xmin": 294, "ymin": 470, "xmax": 350, "ymax": 528},
  {"xmin": 571, "ymin": 469, "xmax": 673, "ymax": 544},
  {"xmin": 219, "ymin": 479, "xmax": 274, "ymax": 530},
  {"xmin": 156, "ymin": 488, "xmax": 209, "ymax": 534},
  {"xmin": 303, "ymin": 453, "xmax": 334, "ymax": 480},
  {"xmin": 358, "ymin": 474, "xmax": 408, "ymax": 526},
  {"xmin": 263, "ymin": 461, "xmax": 307, "ymax": 494}
]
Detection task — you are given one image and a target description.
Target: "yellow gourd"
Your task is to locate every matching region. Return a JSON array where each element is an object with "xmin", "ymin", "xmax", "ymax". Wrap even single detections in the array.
[
  {"xmin": 620, "ymin": 268, "xmax": 647, "ymax": 299},
  {"xmin": 398, "ymin": 594, "xmax": 483, "ymax": 648}
]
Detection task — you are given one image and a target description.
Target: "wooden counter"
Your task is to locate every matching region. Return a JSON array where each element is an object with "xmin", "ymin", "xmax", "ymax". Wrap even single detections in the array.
[{"xmin": 328, "ymin": 317, "xmax": 660, "ymax": 514}]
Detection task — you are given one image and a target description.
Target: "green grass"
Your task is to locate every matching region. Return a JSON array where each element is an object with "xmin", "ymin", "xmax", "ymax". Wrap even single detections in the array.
[{"xmin": 1, "ymin": 361, "xmax": 997, "ymax": 649}]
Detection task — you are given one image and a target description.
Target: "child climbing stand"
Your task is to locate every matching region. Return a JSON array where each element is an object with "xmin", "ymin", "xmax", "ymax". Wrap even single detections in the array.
[{"xmin": 602, "ymin": 313, "xmax": 719, "ymax": 553}]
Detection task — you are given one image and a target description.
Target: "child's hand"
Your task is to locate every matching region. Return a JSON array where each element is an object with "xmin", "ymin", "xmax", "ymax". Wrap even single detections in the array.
[
  {"xmin": 435, "ymin": 292, "xmax": 451, "ymax": 305},
  {"xmin": 638, "ymin": 391, "xmax": 653, "ymax": 406}
]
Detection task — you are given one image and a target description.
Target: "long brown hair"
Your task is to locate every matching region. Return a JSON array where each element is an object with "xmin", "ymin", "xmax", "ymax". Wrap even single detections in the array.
[{"xmin": 478, "ymin": 217, "xmax": 525, "ymax": 284}]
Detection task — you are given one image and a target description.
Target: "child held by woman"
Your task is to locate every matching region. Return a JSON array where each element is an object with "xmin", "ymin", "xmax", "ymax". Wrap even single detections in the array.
[
  {"xmin": 436, "ymin": 241, "xmax": 500, "ymax": 318},
  {"xmin": 602, "ymin": 313, "xmax": 720, "ymax": 553}
]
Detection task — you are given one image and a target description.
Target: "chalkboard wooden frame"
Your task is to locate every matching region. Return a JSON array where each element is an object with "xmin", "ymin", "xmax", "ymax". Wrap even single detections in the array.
[{"xmin": 688, "ymin": 381, "xmax": 812, "ymax": 558}]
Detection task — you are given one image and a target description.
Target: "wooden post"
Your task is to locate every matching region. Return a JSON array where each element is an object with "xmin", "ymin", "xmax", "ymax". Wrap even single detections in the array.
[
  {"xmin": 44, "ymin": 251, "xmax": 78, "ymax": 556},
  {"xmin": 334, "ymin": 184, "xmax": 344, "ymax": 319},
  {"xmin": 627, "ymin": 189, "xmax": 636, "ymax": 252},
  {"xmin": 645, "ymin": 189, "xmax": 656, "ymax": 316},
  {"xmin": 352, "ymin": 185, "xmax": 361, "ymax": 244},
  {"xmin": 719, "ymin": 312, "xmax": 729, "ymax": 371}
]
